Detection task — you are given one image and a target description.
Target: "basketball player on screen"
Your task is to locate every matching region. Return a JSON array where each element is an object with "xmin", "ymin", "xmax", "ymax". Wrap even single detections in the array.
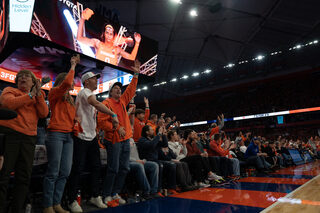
[{"xmin": 77, "ymin": 8, "xmax": 141, "ymax": 66}]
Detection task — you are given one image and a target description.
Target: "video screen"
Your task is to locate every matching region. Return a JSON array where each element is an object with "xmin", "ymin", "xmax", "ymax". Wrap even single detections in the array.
[
  {"xmin": 30, "ymin": 0, "xmax": 158, "ymax": 76},
  {"xmin": 0, "ymin": 45, "xmax": 133, "ymax": 95}
]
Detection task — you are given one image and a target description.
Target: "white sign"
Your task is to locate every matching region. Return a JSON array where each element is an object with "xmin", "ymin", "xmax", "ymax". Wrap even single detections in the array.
[{"xmin": 9, "ymin": 0, "xmax": 35, "ymax": 32}]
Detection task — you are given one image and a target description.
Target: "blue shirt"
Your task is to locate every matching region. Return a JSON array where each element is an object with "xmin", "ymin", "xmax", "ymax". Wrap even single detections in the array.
[{"xmin": 245, "ymin": 141, "xmax": 259, "ymax": 158}]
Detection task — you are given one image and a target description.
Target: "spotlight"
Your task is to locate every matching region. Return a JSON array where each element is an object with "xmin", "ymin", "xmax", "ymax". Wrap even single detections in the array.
[
  {"xmin": 143, "ymin": 86, "xmax": 148, "ymax": 90},
  {"xmin": 203, "ymin": 69, "xmax": 212, "ymax": 74},
  {"xmin": 190, "ymin": 9, "xmax": 198, "ymax": 17},
  {"xmin": 171, "ymin": 78, "xmax": 177, "ymax": 82},
  {"xmin": 181, "ymin": 75, "xmax": 189, "ymax": 79},
  {"xmin": 314, "ymin": 40, "xmax": 318, "ymax": 44},
  {"xmin": 192, "ymin": 72, "xmax": 199, "ymax": 77}
]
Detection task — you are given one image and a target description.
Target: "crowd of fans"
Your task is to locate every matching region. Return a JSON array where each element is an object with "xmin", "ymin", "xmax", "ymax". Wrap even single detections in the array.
[{"xmin": 0, "ymin": 56, "xmax": 319, "ymax": 213}]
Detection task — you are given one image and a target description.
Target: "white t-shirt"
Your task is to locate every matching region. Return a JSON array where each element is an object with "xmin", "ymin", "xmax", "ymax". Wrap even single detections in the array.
[{"xmin": 75, "ymin": 88, "xmax": 97, "ymax": 141}]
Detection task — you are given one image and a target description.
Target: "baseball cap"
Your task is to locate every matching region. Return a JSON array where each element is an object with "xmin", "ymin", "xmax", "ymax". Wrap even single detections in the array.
[
  {"xmin": 81, "ymin": 72, "xmax": 101, "ymax": 84},
  {"xmin": 109, "ymin": 82, "xmax": 123, "ymax": 93}
]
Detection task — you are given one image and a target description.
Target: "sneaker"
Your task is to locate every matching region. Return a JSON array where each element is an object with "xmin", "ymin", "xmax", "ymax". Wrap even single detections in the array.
[
  {"xmin": 113, "ymin": 194, "xmax": 126, "ymax": 205},
  {"xmin": 208, "ymin": 173, "xmax": 223, "ymax": 181},
  {"xmin": 89, "ymin": 196, "xmax": 108, "ymax": 209},
  {"xmin": 104, "ymin": 196, "xmax": 119, "ymax": 208},
  {"xmin": 68, "ymin": 201, "xmax": 82, "ymax": 213},
  {"xmin": 53, "ymin": 204, "xmax": 70, "ymax": 213},
  {"xmin": 197, "ymin": 182, "xmax": 210, "ymax": 188}
]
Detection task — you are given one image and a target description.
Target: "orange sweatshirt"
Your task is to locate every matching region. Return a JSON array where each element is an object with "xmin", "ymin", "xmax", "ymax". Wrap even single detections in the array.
[
  {"xmin": 98, "ymin": 77, "xmax": 138, "ymax": 143},
  {"xmin": 47, "ymin": 70, "xmax": 76, "ymax": 133},
  {"xmin": 146, "ymin": 120, "xmax": 157, "ymax": 136},
  {"xmin": 133, "ymin": 108, "xmax": 150, "ymax": 142},
  {"xmin": 209, "ymin": 126, "xmax": 219, "ymax": 139},
  {"xmin": 0, "ymin": 87, "xmax": 48, "ymax": 136}
]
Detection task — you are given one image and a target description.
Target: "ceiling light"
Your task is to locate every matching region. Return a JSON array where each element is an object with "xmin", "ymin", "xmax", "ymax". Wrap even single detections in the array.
[
  {"xmin": 170, "ymin": 0, "xmax": 182, "ymax": 4},
  {"xmin": 314, "ymin": 40, "xmax": 318, "ymax": 44},
  {"xmin": 192, "ymin": 72, "xmax": 199, "ymax": 77},
  {"xmin": 190, "ymin": 9, "xmax": 198, "ymax": 17},
  {"xmin": 181, "ymin": 75, "xmax": 189, "ymax": 79},
  {"xmin": 256, "ymin": 55, "xmax": 264, "ymax": 60},
  {"xmin": 143, "ymin": 86, "xmax": 148, "ymax": 90},
  {"xmin": 203, "ymin": 69, "xmax": 212, "ymax": 74},
  {"xmin": 171, "ymin": 78, "xmax": 177, "ymax": 82}
]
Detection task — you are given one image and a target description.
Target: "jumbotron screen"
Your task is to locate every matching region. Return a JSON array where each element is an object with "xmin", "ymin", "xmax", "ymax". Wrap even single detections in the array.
[{"xmin": 30, "ymin": 0, "xmax": 158, "ymax": 76}]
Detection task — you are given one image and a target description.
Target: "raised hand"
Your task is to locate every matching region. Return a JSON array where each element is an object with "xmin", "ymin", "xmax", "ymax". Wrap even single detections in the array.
[
  {"xmin": 82, "ymin": 8, "xmax": 94, "ymax": 20},
  {"xmin": 131, "ymin": 60, "xmax": 141, "ymax": 74},
  {"xmin": 134, "ymin": 32, "xmax": 141, "ymax": 43},
  {"xmin": 71, "ymin": 54, "xmax": 80, "ymax": 67}
]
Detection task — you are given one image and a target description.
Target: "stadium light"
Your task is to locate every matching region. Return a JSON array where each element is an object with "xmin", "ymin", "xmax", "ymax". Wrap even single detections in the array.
[
  {"xmin": 181, "ymin": 75, "xmax": 189, "ymax": 79},
  {"xmin": 143, "ymin": 86, "xmax": 148, "ymax": 90},
  {"xmin": 170, "ymin": 0, "xmax": 182, "ymax": 4},
  {"xmin": 190, "ymin": 9, "xmax": 198, "ymax": 17},
  {"xmin": 203, "ymin": 69, "xmax": 212, "ymax": 74},
  {"xmin": 171, "ymin": 78, "xmax": 177, "ymax": 82},
  {"xmin": 256, "ymin": 55, "xmax": 264, "ymax": 61},
  {"xmin": 192, "ymin": 72, "xmax": 199, "ymax": 77}
]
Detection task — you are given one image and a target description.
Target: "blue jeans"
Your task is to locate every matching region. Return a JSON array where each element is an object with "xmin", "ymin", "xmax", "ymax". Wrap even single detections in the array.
[
  {"xmin": 129, "ymin": 161, "xmax": 159, "ymax": 194},
  {"xmin": 230, "ymin": 158, "xmax": 240, "ymax": 176},
  {"xmin": 103, "ymin": 139, "xmax": 130, "ymax": 197},
  {"xmin": 36, "ymin": 127, "xmax": 46, "ymax": 145},
  {"xmin": 43, "ymin": 131, "xmax": 73, "ymax": 207}
]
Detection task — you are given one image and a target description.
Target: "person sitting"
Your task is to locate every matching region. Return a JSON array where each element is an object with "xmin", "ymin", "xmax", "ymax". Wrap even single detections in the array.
[
  {"xmin": 244, "ymin": 137, "xmax": 270, "ymax": 174},
  {"xmin": 208, "ymin": 134, "xmax": 240, "ymax": 178},
  {"xmin": 129, "ymin": 138, "xmax": 159, "ymax": 199},
  {"xmin": 160, "ymin": 130, "xmax": 194, "ymax": 191},
  {"xmin": 137, "ymin": 125, "xmax": 177, "ymax": 195}
]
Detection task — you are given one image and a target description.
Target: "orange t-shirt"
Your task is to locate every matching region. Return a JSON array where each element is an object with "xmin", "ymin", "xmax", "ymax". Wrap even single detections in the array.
[
  {"xmin": 133, "ymin": 108, "xmax": 150, "ymax": 142},
  {"xmin": 0, "ymin": 87, "xmax": 48, "ymax": 136},
  {"xmin": 47, "ymin": 70, "xmax": 76, "ymax": 133},
  {"xmin": 98, "ymin": 77, "xmax": 138, "ymax": 143}
]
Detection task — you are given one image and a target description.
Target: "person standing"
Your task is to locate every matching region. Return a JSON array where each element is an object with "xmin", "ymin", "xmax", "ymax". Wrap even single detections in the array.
[
  {"xmin": 68, "ymin": 70, "xmax": 119, "ymax": 212},
  {"xmin": 0, "ymin": 70, "xmax": 48, "ymax": 213},
  {"xmin": 43, "ymin": 55, "xmax": 80, "ymax": 213},
  {"xmin": 98, "ymin": 60, "xmax": 140, "ymax": 206}
]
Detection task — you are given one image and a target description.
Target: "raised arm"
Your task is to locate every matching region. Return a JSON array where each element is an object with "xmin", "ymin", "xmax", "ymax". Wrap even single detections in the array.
[
  {"xmin": 77, "ymin": 8, "xmax": 100, "ymax": 48},
  {"xmin": 119, "ymin": 33, "xmax": 141, "ymax": 61}
]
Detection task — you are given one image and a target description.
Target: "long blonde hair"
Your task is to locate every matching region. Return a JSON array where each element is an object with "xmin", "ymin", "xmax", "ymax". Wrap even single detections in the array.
[{"xmin": 52, "ymin": 73, "xmax": 75, "ymax": 106}]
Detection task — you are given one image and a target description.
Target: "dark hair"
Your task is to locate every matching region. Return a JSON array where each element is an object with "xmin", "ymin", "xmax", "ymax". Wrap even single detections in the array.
[
  {"xmin": 165, "ymin": 117, "xmax": 171, "ymax": 123},
  {"xmin": 183, "ymin": 129, "xmax": 193, "ymax": 140},
  {"xmin": 141, "ymin": 125, "xmax": 151, "ymax": 138},
  {"xmin": 150, "ymin": 114, "xmax": 157, "ymax": 120},
  {"xmin": 167, "ymin": 130, "xmax": 176, "ymax": 141},
  {"xmin": 100, "ymin": 23, "xmax": 116, "ymax": 42},
  {"xmin": 269, "ymin": 141, "xmax": 275, "ymax": 145},
  {"xmin": 213, "ymin": 133, "xmax": 221, "ymax": 141},
  {"xmin": 135, "ymin": 109, "xmax": 145, "ymax": 116}
]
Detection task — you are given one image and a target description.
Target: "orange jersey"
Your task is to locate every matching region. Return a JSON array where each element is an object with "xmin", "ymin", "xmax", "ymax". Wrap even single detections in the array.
[
  {"xmin": 0, "ymin": 87, "xmax": 48, "ymax": 136},
  {"xmin": 96, "ymin": 42, "xmax": 119, "ymax": 65}
]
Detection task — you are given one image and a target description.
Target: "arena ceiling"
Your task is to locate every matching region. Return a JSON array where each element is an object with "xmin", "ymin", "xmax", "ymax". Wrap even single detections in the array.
[{"xmin": 85, "ymin": 0, "xmax": 320, "ymax": 100}]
